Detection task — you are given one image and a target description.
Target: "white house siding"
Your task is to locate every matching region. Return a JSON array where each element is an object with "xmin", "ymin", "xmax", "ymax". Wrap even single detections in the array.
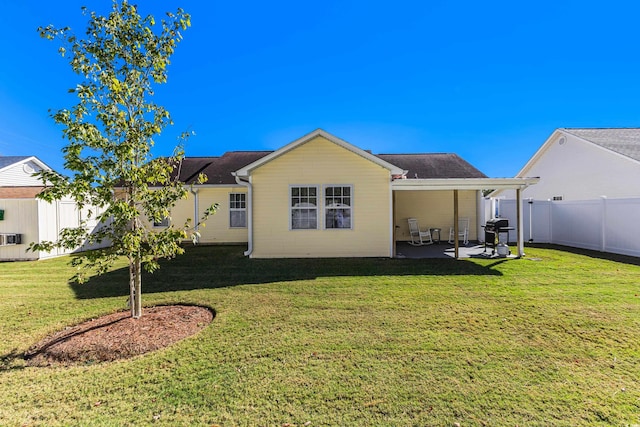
[
  {"xmin": 498, "ymin": 132, "xmax": 640, "ymax": 200},
  {"xmin": 0, "ymin": 199, "xmax": 39, "ymax": 260},
  {"xmin": 0, "ymin": 160, "xmax": 44, "ymax": 187}
]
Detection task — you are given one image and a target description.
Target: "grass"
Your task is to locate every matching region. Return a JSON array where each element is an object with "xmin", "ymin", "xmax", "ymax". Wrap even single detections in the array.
[{"xmin": 1, "ymin": 244, "xmax": 639, "ymax": 426}]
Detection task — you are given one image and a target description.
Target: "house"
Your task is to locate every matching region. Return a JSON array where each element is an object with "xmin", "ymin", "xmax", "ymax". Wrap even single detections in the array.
[
  {"xmin": 0, "ymin": 156, "xmax": 104, "ymax": 261},
  {"xmin": 488, "ymin": 128, "xmax": 640, "ymax": 256},
  {"xmin": 162, "ymin": 129, "xmax": 538, "ymax": 258},
  {"xmin": 491, "ymin": 128, "xmax": 640, "ymax": 201}
]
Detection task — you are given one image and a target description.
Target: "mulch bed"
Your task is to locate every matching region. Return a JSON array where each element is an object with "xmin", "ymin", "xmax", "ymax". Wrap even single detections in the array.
[{"xmin": 24, "ymin": 305, "xmax": 213, "ymax": 367}]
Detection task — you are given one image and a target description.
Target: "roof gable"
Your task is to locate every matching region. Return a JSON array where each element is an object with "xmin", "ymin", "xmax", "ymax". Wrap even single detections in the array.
[
  {"xmin": 0, "ymin": 156, "xmax": 50, "ymax": 174},
  {"xmin": 515, "ymin": 128, "xmax": 640, "ymax": 179},
  {"xmin": 233, "ymin": 129, "xmax": 405, "ymax": 177}
]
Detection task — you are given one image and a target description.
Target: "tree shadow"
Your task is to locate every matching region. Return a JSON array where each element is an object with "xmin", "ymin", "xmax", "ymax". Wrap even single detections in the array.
[
  {"xmin": 69, "ymin": 244, "xmax": 505, "ymax": 300},
  {"xmin": 527, "ymin": 243, "xmax": 640, "ymax": 267},
  {"xmin": 0, "ymin": 348, "xmax": 25, "ymax": 372}
]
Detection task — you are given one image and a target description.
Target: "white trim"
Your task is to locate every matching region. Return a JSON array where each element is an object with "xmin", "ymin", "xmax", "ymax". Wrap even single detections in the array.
[
  {"xmin": 322, "ymin": 184, "xmax": 353, "ymax": 230},
  {"xmin": 148, "ymin": 183, "xmax": 245, "ymax": 190},
  {"xmin": 234, "ymin": 129, "xmax": 405, "ymax": 177},
  {"xmin": 233, "ymin": 174, "xmax": 253, "ymax": 256},
  {"xmin": 392, "ymin": 177, "xmax": 539, "ymax": 191},
  {"xmin": 289, "ymin": 185, "xmax": 319, "ymax": 230},
  {"xmin": 229, "ymin": 192, "xmax": 247, "ymax": 228}
]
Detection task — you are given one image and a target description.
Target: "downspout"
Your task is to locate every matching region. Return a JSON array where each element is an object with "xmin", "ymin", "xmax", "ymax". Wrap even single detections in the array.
[
  {"xmin": 233, "ymin": 173, "xmax": 253, "ymax": 257},
  {"xmin": 190, "ymin": 187, "xmax": 199, "ymax": 243}
]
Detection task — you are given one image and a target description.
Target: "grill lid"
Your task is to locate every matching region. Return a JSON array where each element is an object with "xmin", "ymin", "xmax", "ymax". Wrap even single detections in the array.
[{"xmin": 485, "ymin": 218, "xmax": 509, "ymax": 230}]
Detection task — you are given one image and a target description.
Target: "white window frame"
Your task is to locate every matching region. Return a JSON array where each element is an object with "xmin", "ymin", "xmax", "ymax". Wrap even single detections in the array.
[
  {"xmin": 290, "ymin": 185, "xmax": 319, "ymax": 230},
  {"xmin": 229, "ymin": 192, "xmax": 247, "ymax": 228},
  {"xmin": 323, "ymin": 184, "xmax": 353, "ymax": 230}
]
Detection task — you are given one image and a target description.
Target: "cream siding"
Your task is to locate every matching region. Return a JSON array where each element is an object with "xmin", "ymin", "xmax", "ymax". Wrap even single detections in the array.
[
  {"xmin": 144, "ymin": 186, "xmax": 249, "ymax": 243},
  {"xmin": 250, "ymin": 135, "xmax": 392, "ymax": 258},
  {"xmin": 394, "ymin": 190, "xmax": 478, "ymax": 241}
]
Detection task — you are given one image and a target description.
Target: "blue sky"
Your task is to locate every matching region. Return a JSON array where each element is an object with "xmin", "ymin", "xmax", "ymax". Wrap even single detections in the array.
[{"xmin": 1, "ymin": 1, "xmax": 640, "ymax": 177}]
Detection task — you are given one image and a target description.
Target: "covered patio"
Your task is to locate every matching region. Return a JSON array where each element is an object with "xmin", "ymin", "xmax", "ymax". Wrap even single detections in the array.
[{"xmin": 392, "ymin": 177, "xmax": 539, "ymax": 259}]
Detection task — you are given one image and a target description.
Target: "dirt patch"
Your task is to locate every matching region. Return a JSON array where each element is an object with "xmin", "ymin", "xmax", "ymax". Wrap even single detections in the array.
[{"xmin": 25, "ymin": 305, "xmax": 213, "ymax": 367}]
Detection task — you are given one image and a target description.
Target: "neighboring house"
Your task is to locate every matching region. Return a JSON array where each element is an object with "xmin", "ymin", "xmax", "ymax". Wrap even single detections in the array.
[
  {"xmin": 0, "ymin": 156, "xmax": 103, "ymax": 261},
  {"xmin": 160, "ymin": 129, "xmax": 537, "ymax": 258},
  {"xmin": 491, "ymin": 128, "xmax": 640, "ymax": 201},
  {"xmin": 488, "ymin": 128, "xmax": 640, "ymax": 257}
]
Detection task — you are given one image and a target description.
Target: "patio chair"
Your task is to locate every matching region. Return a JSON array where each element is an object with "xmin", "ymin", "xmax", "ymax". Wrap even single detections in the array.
[
  {"xmin": 448, "ymin": 217, "xmax": 469, "ymax": 245},
  {"xmin": 407, "ymin": 218, "xmax": 433, "ymax": 246}
]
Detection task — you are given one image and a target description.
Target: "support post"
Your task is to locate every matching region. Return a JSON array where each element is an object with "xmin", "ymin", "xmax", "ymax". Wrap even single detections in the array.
[
  {"xmin": 454, "ymin": 190, "xmax": 459, "ymax": 259},
  {"xmin": 516, "ymin": 188, "xmax": 524, "ymax": 258}
]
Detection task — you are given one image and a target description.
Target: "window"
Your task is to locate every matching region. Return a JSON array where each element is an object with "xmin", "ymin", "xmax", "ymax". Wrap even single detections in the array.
[
  {"xmin": 325, "ymin": 185, "xmax": 352, "ymax": 229},
  {"xmin": 290, "ymin": 186, "xmax": 318, "ymax": 229},
  {"xmin": 153, "ymin": 217, "xmax": 169, "ymax": 227},
  {"xmin": 229, "ymin": 193, "xmax": 247, "ymax": 228}
]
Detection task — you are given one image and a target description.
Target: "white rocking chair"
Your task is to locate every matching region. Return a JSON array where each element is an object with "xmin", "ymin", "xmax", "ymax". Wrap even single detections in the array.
[
  {"xmin": 407, "ymin": 218, "xmax": 433, "ymax": 246},
  {"xmin": 448, "ymin": 217, "xmax": 469, "ymax": 245}
]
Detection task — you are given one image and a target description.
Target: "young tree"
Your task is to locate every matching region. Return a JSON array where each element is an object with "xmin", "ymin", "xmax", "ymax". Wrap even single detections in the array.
[{"xmin": 32, "ymin": 1, "xmax": 215, "ymax": 318}]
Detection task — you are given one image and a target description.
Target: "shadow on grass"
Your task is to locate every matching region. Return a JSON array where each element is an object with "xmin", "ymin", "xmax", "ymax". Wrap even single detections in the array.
[
  {"xmin": 69, "ymin": 244, "xmax": 504, "ymax": 300},
  {"xmin": 526, "ymin": 243, "xmax": 640, "ymax": 266}
]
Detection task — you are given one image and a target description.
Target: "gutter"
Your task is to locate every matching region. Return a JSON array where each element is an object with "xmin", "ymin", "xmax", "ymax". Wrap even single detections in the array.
[
  {"xmin": 232, "ymin": 173, "xmax": 253, "ymax": 257},
  {"xmin": 190, "ymin": 187, "xmax": 199, "ymax": 243}
]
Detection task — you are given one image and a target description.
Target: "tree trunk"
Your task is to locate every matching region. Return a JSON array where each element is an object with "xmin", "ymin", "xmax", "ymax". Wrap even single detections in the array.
[{"xmin": 129, "ymin": 256, "xmax": 142, "ymax": 319}]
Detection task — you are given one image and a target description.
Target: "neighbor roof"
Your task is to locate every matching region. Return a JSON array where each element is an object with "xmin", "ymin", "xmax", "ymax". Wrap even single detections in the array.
[
  {"xmin": 0, "ymin": 156, "xmax": 51, "ymax": 174},
  {"xmin": 0, "ymin": 156, "xmax": 31, "ymax": 171},
  {"xmin": 562, "ymin": 128, "xmax": 640, "ymax": 162}
]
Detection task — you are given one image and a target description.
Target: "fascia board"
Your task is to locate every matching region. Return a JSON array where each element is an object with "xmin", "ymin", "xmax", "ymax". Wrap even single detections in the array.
[{"xmin": 392, "ymin": 177, "xmax": 539, "ymax": 191}]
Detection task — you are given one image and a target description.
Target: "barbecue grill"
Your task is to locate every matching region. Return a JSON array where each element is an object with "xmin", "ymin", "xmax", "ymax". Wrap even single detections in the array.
[{"xmin": 484, "ymin": 218, "xmax": 512, "ymax": 254}]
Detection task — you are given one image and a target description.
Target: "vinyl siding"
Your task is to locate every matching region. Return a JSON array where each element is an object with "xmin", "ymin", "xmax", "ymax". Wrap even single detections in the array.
[
  {"xmin": 147, "ymin": 186, "xmax": 249, "ymax": 243},
  {"xmin": 0, "ymin": 199, "xmax": 39, "ymax": 260},
  {"xmin": 0, "ymin": 161, "xmax": 44, "ymax": 187},
  {"xmin": 250, "ymin": 135, "xmax": 392, "ymax": 258},
  {"xmin": 394, "ymin": 190, "xmax": 478, "ymax": 241}
]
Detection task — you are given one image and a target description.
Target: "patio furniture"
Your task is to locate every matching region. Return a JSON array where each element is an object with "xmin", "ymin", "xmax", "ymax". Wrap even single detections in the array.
[
  {"xmin": 429, "ymin": 228, "xmax": 441, "ymax": 244},
  {"xmin": 408, "ymin": 218, "xmax": 433, "ymax": 246},
  {"xmin": 448, "ymin": 217, "xmax": 469, "ymax": 245}
]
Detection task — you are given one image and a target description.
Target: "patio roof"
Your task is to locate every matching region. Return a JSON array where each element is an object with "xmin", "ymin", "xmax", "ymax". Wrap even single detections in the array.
[{"xmin": 391, "ymin": 177, "xmax": 540, "ymax": 191}]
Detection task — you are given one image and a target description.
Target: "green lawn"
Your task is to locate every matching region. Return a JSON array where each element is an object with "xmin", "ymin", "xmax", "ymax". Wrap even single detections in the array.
[{"xmin": 1, "ymin": 245, "xmax": 639, "ymax": 426}]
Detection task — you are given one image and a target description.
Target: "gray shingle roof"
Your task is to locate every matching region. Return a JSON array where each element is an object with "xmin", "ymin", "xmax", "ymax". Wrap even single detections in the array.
[
  {"xmin": 178, "ymin": 151, "xmax": 486, "ymax": 183},
  {"xmin": 562, "ymin": 128, "xmax": 640, "ymax": 162},
  {"xmin": 178, "ymin": 152, "xmax": 272, "ymax": 184},
  {"xmin": 376, "ymin": 153, "xmax": 487, "ymax": 179}
]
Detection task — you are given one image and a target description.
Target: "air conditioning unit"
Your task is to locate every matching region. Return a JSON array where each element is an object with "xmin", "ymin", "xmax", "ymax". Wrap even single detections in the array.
[{"xmin": 0, "ymin": 233, "xmax": 22, "ymax": 246}]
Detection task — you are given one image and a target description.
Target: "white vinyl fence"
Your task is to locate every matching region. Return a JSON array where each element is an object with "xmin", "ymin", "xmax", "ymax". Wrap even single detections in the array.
[{"xmin": 490, "ymin": 197, "xmax": 640, "ymax": 258}]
